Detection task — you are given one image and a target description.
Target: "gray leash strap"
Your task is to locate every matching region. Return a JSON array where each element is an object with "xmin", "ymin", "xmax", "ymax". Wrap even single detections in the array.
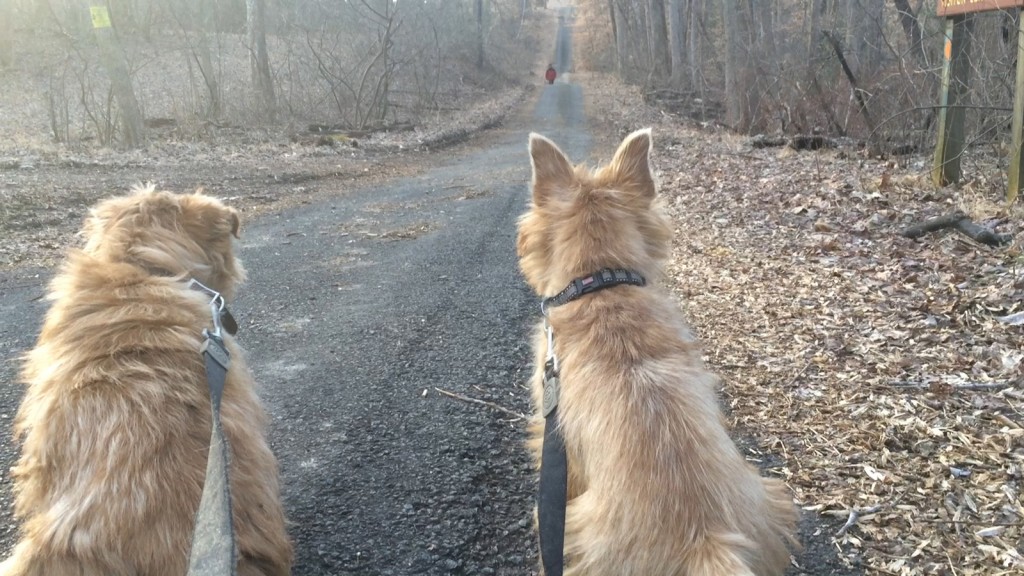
[
  {"xmin": 187, "ymin": 280, "xmax": 237, "ymax": 576},
  {"xmin": 187, "ymin": 332, "xmax": 237, "ymax": 576},
  {"xmin": 538, "ymin": 358, "xmax": 567, "ymax": 576}
]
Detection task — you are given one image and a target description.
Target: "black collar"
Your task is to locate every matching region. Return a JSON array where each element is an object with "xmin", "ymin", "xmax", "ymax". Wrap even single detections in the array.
[{"xmin": 542, "ymin": 268, "xmax": 646, "ymax": 311}]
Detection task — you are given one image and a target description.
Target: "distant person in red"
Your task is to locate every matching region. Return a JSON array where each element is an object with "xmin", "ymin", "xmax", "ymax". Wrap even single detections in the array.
[{"xmin": 545, "ymin": 65, "xmax": 557, "ymax": 84}]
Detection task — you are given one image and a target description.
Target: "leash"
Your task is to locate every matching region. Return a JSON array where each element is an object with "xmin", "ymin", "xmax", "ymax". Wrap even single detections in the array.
[
  {"xmin": 186, "ymin": 279, "xmax": 239, "ymax": 576},
  {"xmin": 537, "ymin": 323, "xmax": 567, "ymax": 576},
  {"xmin": 536, "ymin": 268, "xmax": 646, "ymax": 576}
]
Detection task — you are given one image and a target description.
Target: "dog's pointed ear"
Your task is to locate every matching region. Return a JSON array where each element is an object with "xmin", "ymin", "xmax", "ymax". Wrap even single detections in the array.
[
  {"xmin": 227, "ymin": 207, "xmax": 241, "ymax": 238},
  {"xmin": 609, "ymin": 128, "xmax": 655, "ymax": 196},
  {"xmin": 529, "ymin": 133, "xmax": 574, "ymax": 205}
]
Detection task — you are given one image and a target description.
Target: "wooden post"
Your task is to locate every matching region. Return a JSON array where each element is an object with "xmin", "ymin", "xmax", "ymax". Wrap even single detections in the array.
[
  {"xmin": 1009, "ymin": 14, "xmax": 1024, "ymax": 202},
  {"xmin": 932, "ymin": 15, "xmax": 973, "ymax": 187}
]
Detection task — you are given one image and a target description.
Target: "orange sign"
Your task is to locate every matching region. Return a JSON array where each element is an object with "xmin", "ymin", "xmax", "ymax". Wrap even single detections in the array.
[{"xmin": 938, "ymin": 0, "xmax": 1024, "ymax": 15}]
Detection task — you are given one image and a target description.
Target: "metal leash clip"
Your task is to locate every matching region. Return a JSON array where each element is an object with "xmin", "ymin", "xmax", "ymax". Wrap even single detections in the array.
[
  {"xmin": 542, "ymin": 318, "xmax": 560, "ymax": 417},
  {"xmin": 187, "ymin": 279, "xmax": 232, "ymax": 339}
]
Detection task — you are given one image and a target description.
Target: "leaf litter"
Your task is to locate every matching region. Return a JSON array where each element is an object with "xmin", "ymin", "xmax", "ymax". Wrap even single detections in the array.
[{"xmin": 577, "ymin": 71, "xmax": 1024, "ymax": 575}]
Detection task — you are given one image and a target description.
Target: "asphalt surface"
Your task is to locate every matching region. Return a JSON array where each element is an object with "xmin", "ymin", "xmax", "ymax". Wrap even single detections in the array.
[{"xmin": 0, "ymin": 15, "xmax": 858, "ymax": 576}]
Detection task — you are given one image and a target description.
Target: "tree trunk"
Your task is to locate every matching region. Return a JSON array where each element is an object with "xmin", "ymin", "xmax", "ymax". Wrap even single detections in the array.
[
  {"xmin": 608, "ymin": 0, "xmax": 621, "ymax": 73},
  {"xmin": 667, "ymin": 0, "xmax": 687, "ymax": 88},
  {"xmin": 175, "ymin": 0, "xmax": 220, "ymax": 117},
  {"xmin": 688, "ymin": 0, "xmax": 701, "ymax": 88},
  {"xmin": 0, "ymin": 0, "xmax": 12, "ymax": 68},
  {"xmin": 760, "ymin": 0, "xmax": 778, "ymax": 67},
  {"xmin": 647, "ymin": 0, "xmax": 671, "ymax": 81},
  {"xmin": 722, "ymin": 0, "xmax": 761, "ymax": 131},
  {"xmin": 246, "ymin": 0, "xmax": 275, "ymax": 121},
  {"xmin": 842, "ymin": 0, "xmax": 862, "ymax": 73},
  {"xmin": 741, "ymin": 0, "xmax": 764, "ymax": 131},
  {"xmin": 893, "ymin": 0, "xmax": 926, "ymax": 67},
  {"xmin": 722, "ymin": 0, "xmax": 742, "ymax": 127},
  {"xmin": 854, "ymin": 0, "xmax": 886, "ymax": 76},
  {"xmin": 612, "ymin": 0, "xmax": 631, "ymax": 78},
  {"xmin": 88, "ymin": 2, "xmax": 146, "ymax": 147},
  {"xmin": 631, "ymin": 1, "xmax": 651, "ymax": 75},
  {"xmin": 806, "ymin": 0, "xmax": 826, "ymax": 68},
  {"xmin": 194, "ymin": 0, "xmax": 220, "ymax": 118},
  {"xmin": 475, "ymin": 0, "xmax": 484, "ymax": 70}
]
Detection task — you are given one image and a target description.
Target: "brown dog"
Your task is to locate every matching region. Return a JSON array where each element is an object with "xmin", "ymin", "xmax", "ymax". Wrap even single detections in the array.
[
  {"xmin": 2, "ymin": 186, "xmax": 292, "ymax": 576},
  {"xmin": 517, "ymin": 130, "xmax": 798, "ymax": 576}
]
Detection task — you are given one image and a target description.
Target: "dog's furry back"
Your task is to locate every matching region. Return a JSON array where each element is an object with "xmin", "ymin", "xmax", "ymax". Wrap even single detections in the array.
[
  {"xmin": 517, "ymin": 131, "xmax": 798, "ymax": 576},
  {"xmin": 3, "ymin": 187, "xmax": 292, "ymax": 576}
]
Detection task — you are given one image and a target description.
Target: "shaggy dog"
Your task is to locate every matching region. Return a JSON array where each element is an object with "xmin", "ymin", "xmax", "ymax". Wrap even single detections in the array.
[
  {"xmin": 2, "ymin": 187, "xmax": 292, "ymax": 576},
  {"xmin": 517, "ymin": 130, "xmax": 798, "ymax": 576}
]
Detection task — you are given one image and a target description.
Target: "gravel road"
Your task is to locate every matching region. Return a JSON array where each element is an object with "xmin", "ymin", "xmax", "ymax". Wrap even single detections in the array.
[{"xmin": 0, "ymin": 13, "xmax": 857, "ymax": 576}]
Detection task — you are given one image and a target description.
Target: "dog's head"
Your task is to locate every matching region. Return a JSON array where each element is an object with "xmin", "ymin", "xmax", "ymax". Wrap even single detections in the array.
[
  {"xmin": 82, "ymin": 185, "xmax": 246, "ymax": 299},
  {"xmin": 517, "ymin": 128, "xmax": 671, "ymax": 296}
]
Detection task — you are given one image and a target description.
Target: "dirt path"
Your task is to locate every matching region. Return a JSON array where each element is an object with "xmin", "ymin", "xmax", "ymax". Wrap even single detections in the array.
[{"xmin": 0, "ymin": 15, "xmax": 863, "ymax": 576}]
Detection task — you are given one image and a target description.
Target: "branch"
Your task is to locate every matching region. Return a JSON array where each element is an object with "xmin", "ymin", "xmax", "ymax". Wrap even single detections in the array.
[
  {"xmin": 836, "ymin": 504, "xmax": 883, "ymax": 537},
  {"xmin": 868, "ymin": 105, "xmax": 1012, "ymax": 144},
  {"xmin": 901, "ymin": 211, "xmax": 1012, "ymax": 246},
  {"xmin": 901, "ymin": 211, "xmax": 968, "ymax": 239},
  {"xmin": 434, "ymin": 388, "xmax": 527, "ymax": 419},
  {"xmin": 822, "ymin": 30, "xmax": 875, "ymax": 133}
]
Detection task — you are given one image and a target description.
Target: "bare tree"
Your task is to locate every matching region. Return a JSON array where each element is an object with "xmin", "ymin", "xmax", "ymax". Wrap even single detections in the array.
[
  {"xmin": 844, "ymin": 0, "xmax": 885, "ymax": 75},
  {"xmin": 611, "ymin": 0, "xmax": 628, "ymax": 74},
  {"xmin": 722, "ymin": 0, "xmax": 751, "ymax": 129},
  {"xmin": 687, "ymin": 0, "xmax": 702, "ymax": 88},
  {"xmin": 87, "ymin": 1, "xmax": 146, "ymax": 146},
  {"xmin": 892, "ymin": 0, "xmax": 927, "ymax": 67},
  {"xmin": 805, "ymin": 0, "xmax": 827, "ymax": 67},
  {"xmin": 303, "ymin": 0, "xmax": 403, "ymax": 129},
  {"xmin": 647, "ymin": 0, "xmax": 671, "ymax": 81},
  {"xmin": 666, "ymin": 0, "xmax": 687, "ymax": 88},
  {"xmin": 476, "ymin": 0, "xmax": 485, "ymax": 70},
  {"xmin": 0, "ymin": 0, "xmax": 12, "ymax": 68},
  {"xmin": 247, "ymin": 0, "xmax": 275, "ymax": 120},
  {"xmin": 171, "ymin": 0, "xmax": 221, "ymax": 117}
]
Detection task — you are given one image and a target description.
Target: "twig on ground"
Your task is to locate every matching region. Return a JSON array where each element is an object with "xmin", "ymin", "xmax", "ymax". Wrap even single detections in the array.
[
  {"xmin": 836, "ymin": 505, "xmax": 883, "ymax": 537},
  {"xmin": 785, "ymin": 361, "xmax": 813, "ymax": 387},
  {"xmin": 891, "ymin": 380, "xmax": 1019, "ymax": 392},
  {"xmin": 914, "ymin": 518, "xmax": 1024, "ymax": 526},
  {"xmin": 433, "ymin": 387, "xmax": 527, "ymax": 419}
]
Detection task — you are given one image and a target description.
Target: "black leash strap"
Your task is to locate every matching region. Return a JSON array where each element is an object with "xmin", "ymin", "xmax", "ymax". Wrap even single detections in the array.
[
  {"xmin": 187, "ymin": 281, "xmax": 238, "ymax": 576},
  {"xmin": 542, "ymin": 268, "xmax": 645, "ymax": 310},
  {"xmin": 538, "ymin": 358, "xmax": 567, "ymax": 576}
]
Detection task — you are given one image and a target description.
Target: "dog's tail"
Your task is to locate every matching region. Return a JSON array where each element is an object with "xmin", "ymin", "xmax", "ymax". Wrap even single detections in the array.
[
  {"xmin": 680, "ymin": 532, "xmax": 758, "ymax": 576},
  {"xmin": 757, "ymin": 477, "xmax": 802, "ymax": 573}
]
